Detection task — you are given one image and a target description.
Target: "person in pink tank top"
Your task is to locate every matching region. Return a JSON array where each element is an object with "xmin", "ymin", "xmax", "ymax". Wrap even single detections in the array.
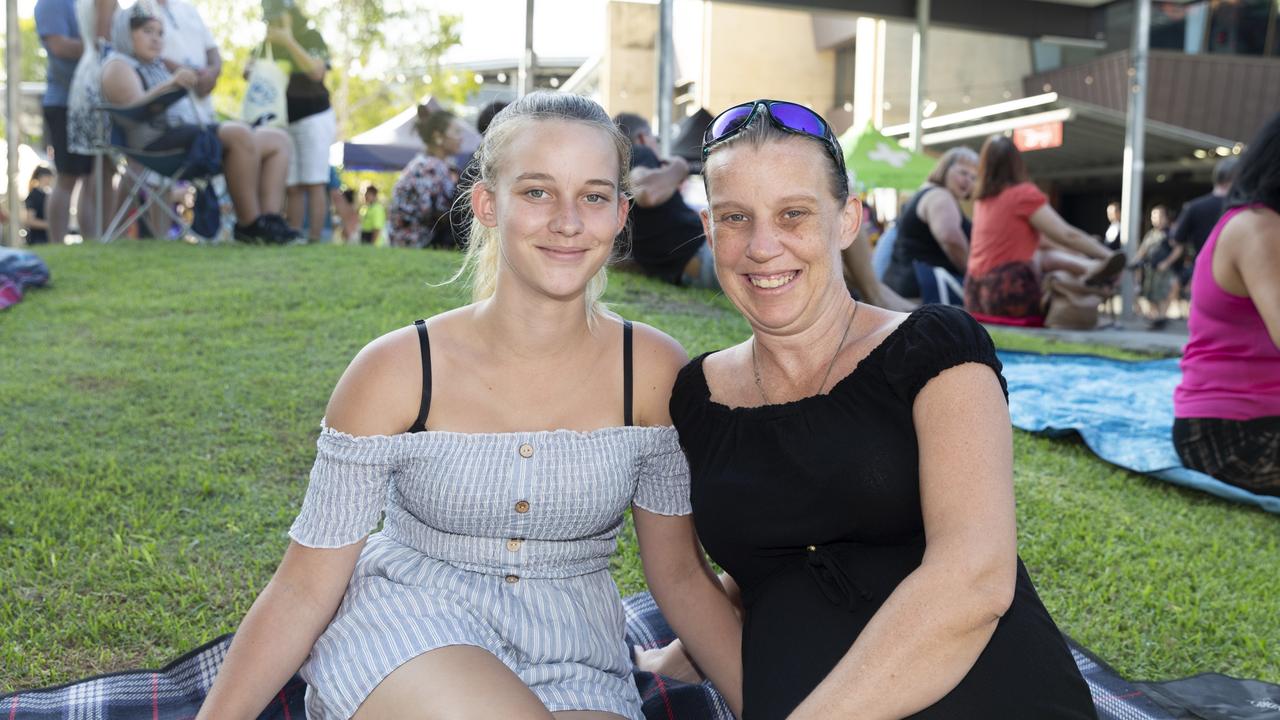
[{"xmin": 1173, "ymin": 112, "xmax": 1280, "ymax": 496}]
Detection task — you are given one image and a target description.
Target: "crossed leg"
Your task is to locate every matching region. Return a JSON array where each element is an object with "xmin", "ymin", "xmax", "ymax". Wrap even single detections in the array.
[{"xmin": 352, "ymin": 645, "xmax": 627, "ymax": 720}]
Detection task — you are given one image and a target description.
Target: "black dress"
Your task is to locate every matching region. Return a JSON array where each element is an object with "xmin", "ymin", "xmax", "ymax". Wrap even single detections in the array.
[{"xmin": 670, "ymin": 305, "xmax": 1096, "ymax": 720}]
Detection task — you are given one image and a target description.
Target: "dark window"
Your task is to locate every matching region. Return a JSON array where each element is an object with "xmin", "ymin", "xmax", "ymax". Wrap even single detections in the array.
[{"xmin": 1205, "ymin": 0, "xmax": 1272, "ymax": 55}]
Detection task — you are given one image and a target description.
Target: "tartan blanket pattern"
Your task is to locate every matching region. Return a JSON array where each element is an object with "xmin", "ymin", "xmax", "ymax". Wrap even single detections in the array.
[{"xmin": 2, "ymin": 592, "xmax": 1173, "ymax": 719}]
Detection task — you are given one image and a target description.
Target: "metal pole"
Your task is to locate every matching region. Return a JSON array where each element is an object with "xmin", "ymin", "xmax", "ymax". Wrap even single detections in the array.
[
  {"xmin": 657, "ymin": 0, "xmax": 674, "ymax": 157},
  {"xmin": 518, "ymin": 0, "xmax": 536, "ymax": 97},
  {"xmin": 5, "ymin": 0, "xmax": 22, "ymax": 247},
  {"xmin": 908, "ymin": 0, "xmax": 930, "ymax": 152},
  {"xmin": 1119, "ymin": 0, "xmax": 1150, "ymax": 324}
]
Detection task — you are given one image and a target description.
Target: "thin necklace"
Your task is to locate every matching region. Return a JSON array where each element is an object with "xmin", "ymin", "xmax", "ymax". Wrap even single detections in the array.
[{"xmin": 751, "ymin": 300, "xmax": 858, "ymax": 405}]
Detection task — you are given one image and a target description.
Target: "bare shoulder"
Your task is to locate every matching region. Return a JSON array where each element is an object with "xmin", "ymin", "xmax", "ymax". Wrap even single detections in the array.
[
  {"xmin": 324, "ymin": 323, "xmax": 427, "ymax": 436},
  {"xmin": 1221, "ymin": 206, "xmax": 1280, "ymax": 250},
  {"xmin": 620, "ymin": 318, "xmax": 690, "ymax": 426}
]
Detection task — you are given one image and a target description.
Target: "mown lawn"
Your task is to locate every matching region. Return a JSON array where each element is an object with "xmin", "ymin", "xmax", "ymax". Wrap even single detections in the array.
[{"xmin": 1, "ymin": 242, "xmax": 1276, "ymax": 692}]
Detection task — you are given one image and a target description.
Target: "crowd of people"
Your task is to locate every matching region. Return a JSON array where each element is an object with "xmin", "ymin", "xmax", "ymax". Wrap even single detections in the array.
[{"xmin": 30, "ymin": 0, "xmax": 337, "ymax": 244}]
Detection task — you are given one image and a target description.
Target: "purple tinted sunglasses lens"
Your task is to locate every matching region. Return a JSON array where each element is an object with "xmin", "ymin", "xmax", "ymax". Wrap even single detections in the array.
[
  {"xmin": 709, "ymin": 105, "xmax": 756, "ymax": 142},
  {"xmin": 768, "ymin": 102, "xmax": 825, "ymax": 136}
]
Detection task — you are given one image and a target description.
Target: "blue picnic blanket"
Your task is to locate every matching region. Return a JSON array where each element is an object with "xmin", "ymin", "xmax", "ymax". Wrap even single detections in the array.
[{"xmin": 999, "ymin": 351, "xmax": 1280, "ymax": 514}]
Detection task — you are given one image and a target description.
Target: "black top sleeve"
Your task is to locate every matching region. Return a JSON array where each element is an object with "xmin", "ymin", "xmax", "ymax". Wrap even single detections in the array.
[{"xmin": 880, "ymin": 305, "xmax": 1007, "ymax": 404}]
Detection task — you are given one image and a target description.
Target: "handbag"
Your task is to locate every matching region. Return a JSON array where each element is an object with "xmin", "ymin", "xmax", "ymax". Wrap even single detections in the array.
[
  {"xmin": 1041, "ymin": 272, "xmax": 1104, "ymax": 330},
  {"xmin": 241, "ymin": 43, "xmax": 289, "ymax": 128}
]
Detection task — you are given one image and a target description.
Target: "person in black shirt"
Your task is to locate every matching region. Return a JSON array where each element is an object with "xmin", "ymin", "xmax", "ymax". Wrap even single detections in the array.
[
  {"xmin": 883, "ymin": 147, "xmax": 976, "ymax": 304},
  {"xmin": 674, "ymin": 99, "xmax": 1095, "ymax": 719},
  {"xmin": 263, "ymin": 0, "xmax": 331, "ymax": 242},
  {"xmin": 24, "ymin": 167, "xmax": 53, "ymax": 245},
  {"xmin": 613, "ymin": 113, "xmax": 717, "ymax": 288},
  {"xmin": 1172, "ymin": 156, "xmax": 1238, "ymax": 286}
]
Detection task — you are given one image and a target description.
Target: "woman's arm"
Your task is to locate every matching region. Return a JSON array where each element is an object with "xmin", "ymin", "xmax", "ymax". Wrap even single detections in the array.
[
  {"xmin": 100, "ymin": 60, "xmax": 196, "ymax": 108},
  {"xmin": 788, "ymin": 363, "xmax": 1016, "ymax": 720},
  {"xmin": 266, "ymin": 19, "xmax": 325, "ymax": 82},
  {"xmin": 195, "ymin": 541, "xmax": 363, "ymax": 719},
  {"xmin": 917, "ymin": 190, "xmax": 969, "ymax": 270},
  {"xmin": 197, "ymin": 329, "xmax": 422, "ymax": 719},
  {"xmin": 629, "ymin": 322, "xmax": 744, "ymax": 716},
  {"xmin": 635, "ymin": 511, "xmax": 744, "ymax": 716},
  {"xmin": 1030, "ymin": 204, "xmax": 1108, "ymax": 259}
]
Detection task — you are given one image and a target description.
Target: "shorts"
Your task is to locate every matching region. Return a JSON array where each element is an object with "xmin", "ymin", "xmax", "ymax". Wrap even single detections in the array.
[
  {"xmin": 1173, "ymin": 416, "xmax": 1280, "ymax": 496},
  {"xmin": 43, "ymin": 106, "xmax": 94, "ymax": 176},
  {"xmin": 287, "ymin": 108, "xmax": 336, "ymax": 186},
  {"xmin": 964, "ymin": 261, "xmax": 1043, "ymax": 319}
]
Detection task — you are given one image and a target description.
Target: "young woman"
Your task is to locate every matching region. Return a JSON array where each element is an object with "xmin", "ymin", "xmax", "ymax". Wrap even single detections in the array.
[
  {"xmin": 965, "ymin": 135, "xmax": 1123, "ymax": 319},
  {"xmin": 1173, "ymin": 111, "xmax": 1280, "ymax": 496},
  {"xmin": 99, "ymin": 4, "xmax": 296, "ymax": 243},
  {"xmin": 671, "ymin": 99, "xmax": 1096, "ymax": 719},
  {"xmin": 195, "ymin": 92, "xmax": 742, "ymax": 720}
]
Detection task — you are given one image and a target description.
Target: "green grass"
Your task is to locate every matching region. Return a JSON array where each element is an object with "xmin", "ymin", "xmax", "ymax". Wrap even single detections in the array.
[{"xmin": 1, "ymin": 242, "xmax": 1276, "ymax": 691}]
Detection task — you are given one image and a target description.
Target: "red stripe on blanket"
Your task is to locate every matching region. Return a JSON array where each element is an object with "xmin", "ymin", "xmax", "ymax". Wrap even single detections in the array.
[
  {"xmin": 653, "ymin": 674, "xmax": 675, "ymax": 720},
  {"xmin": 279, "ymin": 690, "xmax": 291, "ymax": 720},
  {"xmin": 7, "ymin": 694, "xmax": 17, "ymax": 720},
  {"xmin": 152, "ymin": 674, "xmax": 159, "ymax": 720}
]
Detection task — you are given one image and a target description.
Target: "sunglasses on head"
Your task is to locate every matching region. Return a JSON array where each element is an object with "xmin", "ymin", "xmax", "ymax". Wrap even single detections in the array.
[{"xmin": 702, "ymin": 100, "xmax": 849, "ymax": 194}]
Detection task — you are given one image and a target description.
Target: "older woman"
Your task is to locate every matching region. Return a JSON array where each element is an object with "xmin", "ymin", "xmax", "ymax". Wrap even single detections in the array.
[
  {"xmin": 100, "ymin": 2, "xmax": 296, "ymax": 243},
  {"xmin": 672, "ymin": 99, "xmax": 1096, "ymax": 718},
  {"xmin": 388, "ymin": 107, "xmax": 462, "ymax": 248},
  {"xmin": 883, "ymin": 146, "xmax": 978, "ymax": 304}
]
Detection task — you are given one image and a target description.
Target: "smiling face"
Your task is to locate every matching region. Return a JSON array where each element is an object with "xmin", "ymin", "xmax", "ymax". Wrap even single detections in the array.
[
  {"xmin": 471, "ymin": 119, "xmax": 628, "ymax": 304},
  {"xmin": 701, "ymin": 137, "xmax": 861, "ymax": 333},
  {"xmin": 130, "ymin": 19, "xmax": 164, "ymax": 63},
  {"xmin": 944, "ymin": 158, "xmax": 978, "ymax": 201}
]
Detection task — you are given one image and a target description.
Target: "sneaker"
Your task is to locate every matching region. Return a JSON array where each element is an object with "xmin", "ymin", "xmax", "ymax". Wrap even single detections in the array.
[
  {"xmin": 233, "ymin": 216, "xmax": 272, "ymax": 244},
  {"xmin": 261, "ymin": 213, "xmax": 302, "ymax": 243}
]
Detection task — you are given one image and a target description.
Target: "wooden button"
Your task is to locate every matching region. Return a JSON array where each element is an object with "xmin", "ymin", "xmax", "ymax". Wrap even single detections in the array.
[
  {"xmin": 515, "ymin": 500, "xmax": 531, "ymax": 514},
  {"xmin": 506, "ymin": 538, "xmax": 523, "ymax": 552},
  {"xmin": 518, "ymin": 443, "xmax": 534, "ymax": 458},
  {"xmin": 505, "ymin": 574, "xmax": 519, "ymax": 584}
]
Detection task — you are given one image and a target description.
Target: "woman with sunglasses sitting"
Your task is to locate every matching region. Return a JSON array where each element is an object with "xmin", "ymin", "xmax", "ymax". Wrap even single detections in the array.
[
  {"xmin": 669, "ymin": 100, "xmax": 1096, "ymax": 719},
  {"xmin": 99, "ymin": 3, "xmax": 298, "ymax": 243}
]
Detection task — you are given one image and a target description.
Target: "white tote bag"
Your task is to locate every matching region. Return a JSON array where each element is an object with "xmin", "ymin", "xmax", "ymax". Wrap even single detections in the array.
[{"xmin": 241, "ymin": 44, "xmax": 289, "ymax": 128}]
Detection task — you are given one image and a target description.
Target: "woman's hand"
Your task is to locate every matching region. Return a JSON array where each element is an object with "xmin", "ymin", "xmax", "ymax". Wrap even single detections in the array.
[
  {"xmin": 265, "ymin": 16, "xmax": 294, "ymax": 45},
  {"xmin": 171, "ymin": 67, "xmax": 198, "ymax": 90}
]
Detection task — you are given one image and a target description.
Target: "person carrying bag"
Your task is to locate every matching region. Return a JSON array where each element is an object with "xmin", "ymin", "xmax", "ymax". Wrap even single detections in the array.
[{"xmin": 241, "ymin": 42, "xmax": 288, "ymax": 128}]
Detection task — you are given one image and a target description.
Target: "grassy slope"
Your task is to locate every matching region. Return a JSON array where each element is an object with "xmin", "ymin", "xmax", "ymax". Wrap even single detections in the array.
[{"xmin": 0, "ymin": 242, "xmax": 1275, "ymax": 690}]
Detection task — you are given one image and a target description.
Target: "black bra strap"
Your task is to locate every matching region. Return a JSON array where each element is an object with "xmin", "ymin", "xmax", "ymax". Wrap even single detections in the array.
[
  {"xmin": 623, "ymin": 320, "xmax": 634, "ymax": 427},
  {"xmin": 409, "ymin": 319, "xmax": 432, "ymax": 433}
]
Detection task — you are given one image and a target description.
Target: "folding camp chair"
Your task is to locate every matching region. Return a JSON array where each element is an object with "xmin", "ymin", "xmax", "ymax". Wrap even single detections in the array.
[{"xmin": 98, "ymin": 87, "xmax": 223, "ymax": 244}]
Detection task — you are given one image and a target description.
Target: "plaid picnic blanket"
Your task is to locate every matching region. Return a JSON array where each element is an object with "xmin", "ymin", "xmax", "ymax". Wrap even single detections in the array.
[{"xmin": 0, "ymin": 592, "xmax": 1223, "ymax": 720}]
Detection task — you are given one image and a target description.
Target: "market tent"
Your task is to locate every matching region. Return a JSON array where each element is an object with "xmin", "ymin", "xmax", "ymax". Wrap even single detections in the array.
[
  {"xmin": 330, "ymin": 98, "xmax": 481, "ymax": 172},
  {"xmin": 839, "ymin": 124, "xmax": 935, "ymax": 190}
]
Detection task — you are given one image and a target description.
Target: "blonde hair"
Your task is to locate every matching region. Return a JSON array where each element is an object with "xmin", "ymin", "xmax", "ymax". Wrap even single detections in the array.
[
  {"xmin": 926, "ymin": 146, "xmax": 979, "ymax": 186},
  {"xmin": 451, "ymin": 92, "xmax": 632, "ymax": 322}
]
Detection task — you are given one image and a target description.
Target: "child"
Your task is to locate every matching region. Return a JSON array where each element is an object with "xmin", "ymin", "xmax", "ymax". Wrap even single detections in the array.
[
  {"xmin": 24, "ymin": 167, "xmax": 53, "ymax": 245},
  {"xmin": 358, "ymin": 185, "xmax": 385, "ymax": 245},
  {"xmin": 1134, "ymin": 204, "xmax": 1182, "ymax": 329}
]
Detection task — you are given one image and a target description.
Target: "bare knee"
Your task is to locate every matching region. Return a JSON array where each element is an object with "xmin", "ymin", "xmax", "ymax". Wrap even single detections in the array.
[
  {"xmin": 352, "ymin": 646, "xmax": 552, "ymax": 720},
  {"xmin": 217, "ymin": 122, "xmax": 253, "ymax": 149}
]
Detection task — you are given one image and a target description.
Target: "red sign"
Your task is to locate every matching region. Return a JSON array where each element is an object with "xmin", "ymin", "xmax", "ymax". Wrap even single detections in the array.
[{"xmin": 1013, "ymin": 121, "xmax": 1064, "ymax": 152}]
